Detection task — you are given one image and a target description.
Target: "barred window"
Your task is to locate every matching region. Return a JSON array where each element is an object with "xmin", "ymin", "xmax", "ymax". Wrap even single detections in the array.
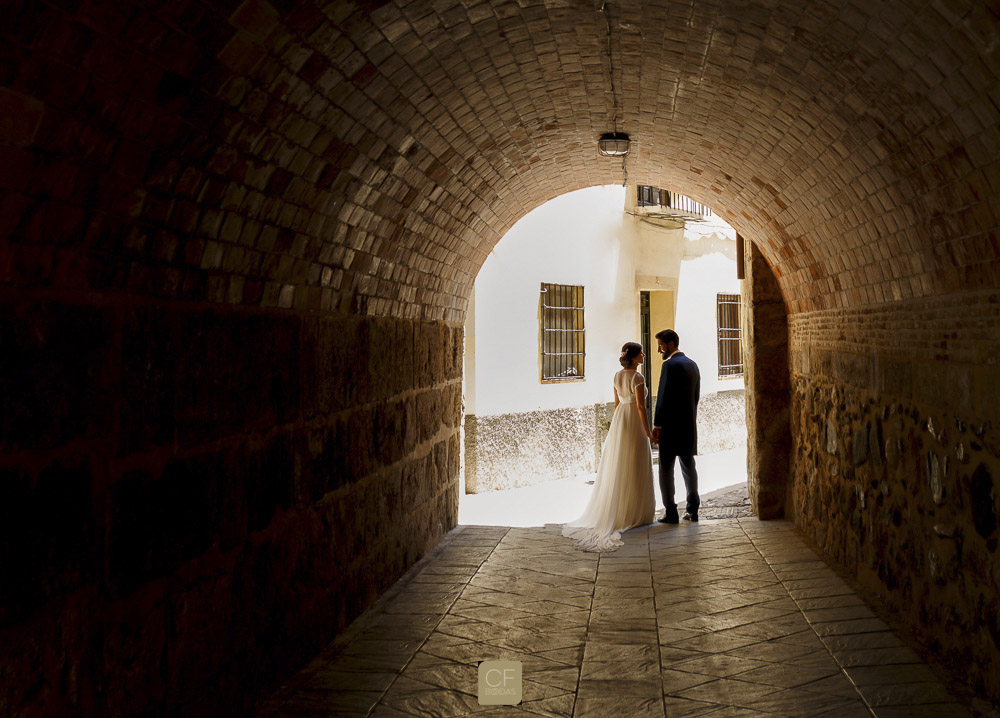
[
  {"xmin": 637, "ymin": 185, "xmax": 658, "ymax": 206},
  {"xmin": 717, "ymin": 293, "xmax": 743, "ymax": 377},
  {"xmin": 540, "ymin": 283, "xmax": 585, "ymax": 382}
]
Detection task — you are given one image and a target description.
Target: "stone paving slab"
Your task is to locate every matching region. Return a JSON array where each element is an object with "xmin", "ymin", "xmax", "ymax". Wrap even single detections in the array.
[{"xmin": 256, "ymin": 519, "xmax": 972, "ymax": 718}]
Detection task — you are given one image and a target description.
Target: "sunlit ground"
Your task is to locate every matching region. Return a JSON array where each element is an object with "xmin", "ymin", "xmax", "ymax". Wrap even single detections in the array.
[{"xmin": 458, "ymin": 445, "xmax": 748, "ymax": 527}]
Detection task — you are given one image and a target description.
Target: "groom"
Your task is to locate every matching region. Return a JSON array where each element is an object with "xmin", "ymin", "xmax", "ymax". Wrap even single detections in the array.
[{"xmin": 650, "ymin": 329, "xmax": 701, "ymax": 524}]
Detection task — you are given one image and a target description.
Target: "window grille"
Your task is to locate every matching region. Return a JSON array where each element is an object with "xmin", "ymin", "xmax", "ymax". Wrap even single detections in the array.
[
  {"xmin": 717, "ymin": 293, "xmax": 743, "ymax": 377},
  {"xmin": 540, "ymin": 283, "xmax": 585, "ymax": 382}
]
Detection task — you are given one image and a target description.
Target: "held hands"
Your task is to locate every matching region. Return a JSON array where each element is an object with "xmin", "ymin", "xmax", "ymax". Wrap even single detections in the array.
[{"xmin": 650, "ymin": 427, "xmax": 661, "ymax": 445}]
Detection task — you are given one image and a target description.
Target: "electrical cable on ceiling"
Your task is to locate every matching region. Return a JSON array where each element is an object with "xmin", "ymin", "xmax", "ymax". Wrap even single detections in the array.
[
  {"xmin": 598, "ymin": 1, "xmax": 627, "ymax": 186},
  {"xmin": 599, "ymin": 1, "xmax": 617, "ymax": 132}
]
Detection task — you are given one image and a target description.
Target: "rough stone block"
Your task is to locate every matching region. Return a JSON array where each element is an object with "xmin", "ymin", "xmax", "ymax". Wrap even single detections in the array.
[
  {"xmin": 120, "ymin": 305, "xmax": 176, "ymax": 454},
  {"xmin": 101, "ymin": 583, "xmax": 168, "ymax": 716},
  {"xmin": 414, "ymin": 320, "xmax": 446, "ymax": 388},
  {"xmin": 973, "ymin": 365, "xmax": 1000, "ymax": 422},
  {"xmin": 393, "ymin": 318, "xmax": 415, "ymax": 396},
  {"xmin": 217, "ymin": 447, "xmax": 249, "ymax": 551},
  {"xmin": 853, "ymin": 426, "xmax": 869, "ymax": 466},
  {"xmin": 835, "ymin": 352, "xmax": 874, "ymax": 390},
  {"xmin": 913, "ymin": 360, "xmax": 971, "ymax": 415},
  {"xmin": 158, "ymin": 454, "xmax": 221, "ymax": 568},
  {"xmin": 0, "ymin": 300, "xmax": 115, "ymax": 451},
  {"xmin": 416, "ymin": 388, "xmax": 441, "ymax": 444},
  {"xmin": 445, "ymin": 381, "xmax": 464, "ymax": 428},
  {"xmin": 0, "ymin": 146, "xmax": 35, "ymax": 191},
  {"xmin": 372, "ymin": 397, "xmax": 407, "ymax": 467},
  {"xmin": 869, "ymin": 419, "xmax": 885, "ymax": 469},
  {"xmin": 346, "ymin": 405, "xmax": 375, "ymax": 480},
  {"xmin": 170, "ymin": 309, "xmax": 301, "ymax": 443},
  {"xmin": 108, "ymin": 470, "xmax": 161, "ymax": 597},
  {"xmin": 301, "ymin": 313, "xmax": 359, "ymax": 417},
  {"xmin": 876, "ymin": 355, "xmax": 913, "ymax": 401},
  {"xmin": 0, "ymin": 459, "xmax": 96, "ymax": 615},
  {"xmin": 969, "ymin": 464, "xmax": 997, "ymax": 540},
  {"xmin": 789, "ymin": 346, "xmax": 810, "ymax": 374},
  {"xmin": 165, "ymin": 575, "xmax": 234, "ymax": 706},
  {"xmin": 0, "ymin": 87, "xmax": 46, "ymax": 146},
  {"xmin": 809, "ymin": 346, "xmax": 834, "ymax": 378},
  {"xmin": 447, "ymin": 324, "xmax": 464, "ymax": 380},
  {"xmin": 247, "ymin": 432, "xmax": 294, "ymax": 531}
]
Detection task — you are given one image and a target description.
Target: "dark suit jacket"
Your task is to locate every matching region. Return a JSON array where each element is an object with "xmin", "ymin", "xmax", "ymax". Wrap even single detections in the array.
[{"xmin": 653, "ymin": 351, "xmax": 701, "ymax": 455}]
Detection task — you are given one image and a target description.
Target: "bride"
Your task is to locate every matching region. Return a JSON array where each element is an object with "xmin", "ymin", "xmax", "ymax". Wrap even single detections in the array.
[{"xmin": 562, "ymin": 342, "xmax": 655, "ymax": 551}]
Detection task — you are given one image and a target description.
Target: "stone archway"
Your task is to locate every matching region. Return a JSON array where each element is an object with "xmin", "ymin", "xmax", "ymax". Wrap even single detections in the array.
[{"xmin": 2, "ymin": 0, "xmax": 999, "ymax": 713}]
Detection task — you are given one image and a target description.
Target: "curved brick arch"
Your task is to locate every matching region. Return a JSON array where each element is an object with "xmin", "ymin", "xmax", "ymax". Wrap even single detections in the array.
[
  {"xmin": 4, "ymin": 1, "xmax": 997, "ymax": 320},
  {"xmin": 2, "ymin": 1, "xmax": 1000, "ymax": 714}
]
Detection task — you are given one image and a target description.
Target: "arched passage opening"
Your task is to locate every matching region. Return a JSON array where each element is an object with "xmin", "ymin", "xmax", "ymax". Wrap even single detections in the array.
[
  {"xmin": 459, "ymin": 183, "xmax": 762, "ymax": 526},
  {"xmin": 1, "ymin": 0, "xmax": 998, "ymax": 714}
]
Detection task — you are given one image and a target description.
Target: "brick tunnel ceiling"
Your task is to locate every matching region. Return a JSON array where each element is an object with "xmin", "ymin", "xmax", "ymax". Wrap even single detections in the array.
[{"xmin": 8, "ymin": 0, "xmax": 999, "ymax": 321}]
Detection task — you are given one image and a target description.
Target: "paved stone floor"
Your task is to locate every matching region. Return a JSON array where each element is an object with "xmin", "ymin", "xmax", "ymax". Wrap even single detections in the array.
[{"xmin": 257, "ymin": 519, "xmax": 973, "ymax": 717}]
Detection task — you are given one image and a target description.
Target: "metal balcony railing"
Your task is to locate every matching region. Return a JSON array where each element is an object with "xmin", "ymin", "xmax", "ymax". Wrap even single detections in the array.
[{"xmin": 636, "ymin": 185, "xmax": 711, "ymax": 220}]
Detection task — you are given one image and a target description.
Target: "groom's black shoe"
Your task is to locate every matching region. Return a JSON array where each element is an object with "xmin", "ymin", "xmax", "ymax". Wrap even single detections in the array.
[
  {"xmin": 658, "ymin": 509, "xmax": 680, "ymax": 524},
  {"xmin": 682, "ymin": 512, "xmax": 699, "ymax": 522}
]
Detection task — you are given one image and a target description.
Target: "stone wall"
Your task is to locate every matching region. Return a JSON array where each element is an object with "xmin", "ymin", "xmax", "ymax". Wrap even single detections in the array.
[
  {"xmin": 742, "ymin": 243, "xmax": 792, "ymax": 519},
  {"xmin": 465, "ymin": 391, "xmax": 745, "ymax": 494},
  {"xmin": 697, "ymin": 389, "xmax": 746, "ymax": 455},
  {"xmin": 0, "ymin": 299, "xmax": 463, "ymax": 716},
  {"xmin": 464, "ymin": 403, "xmax": 611, "ymax": 493},
  {"xmin": 788, "ymin": 291, "xmax": 1000, "ymax": 702}
]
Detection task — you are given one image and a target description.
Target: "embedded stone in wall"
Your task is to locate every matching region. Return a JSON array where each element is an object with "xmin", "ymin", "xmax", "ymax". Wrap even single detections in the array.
[
  {"xmin": 970, "ymin": 464, "xmax": 997, "ymax": 540},
  {"xmin": 825, "ymin": 418, "xmax": 838, "ymax": 455}
]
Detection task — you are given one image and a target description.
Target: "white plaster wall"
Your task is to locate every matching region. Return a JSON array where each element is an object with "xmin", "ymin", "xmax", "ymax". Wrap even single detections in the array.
[
  {"xmin": 468, "ymin": 185, "xmax": 637, "ymax": 415},
  {"xmin": 675, "ymin": 215, "xmax": 745, "ymax": 396},
  {"xmin": 466, "ymin": 186, "xmax": 743, "ymax": 417}
]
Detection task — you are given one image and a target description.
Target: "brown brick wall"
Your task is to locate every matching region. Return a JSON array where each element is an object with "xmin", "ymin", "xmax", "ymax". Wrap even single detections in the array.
[{"xmin": 788, "ymin": 292, "xmax": 1000, "ymax": 416}]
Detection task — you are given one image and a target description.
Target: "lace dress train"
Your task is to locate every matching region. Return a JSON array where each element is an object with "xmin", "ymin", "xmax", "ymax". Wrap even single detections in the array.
[{"xmin": 562, "ymin": 370, "xmax": 655, "ymax": 551}]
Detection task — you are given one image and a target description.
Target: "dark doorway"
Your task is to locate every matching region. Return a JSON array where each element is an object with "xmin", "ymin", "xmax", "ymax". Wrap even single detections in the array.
[{"xmin": 640, "ymin": 291, "xmax": 653, "ymax": 419}]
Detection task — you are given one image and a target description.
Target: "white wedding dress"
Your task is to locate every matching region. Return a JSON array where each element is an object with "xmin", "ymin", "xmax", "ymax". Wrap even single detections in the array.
[{"xmin": 562, "ymin": 369, "xmax": 655, "ymax": 551}]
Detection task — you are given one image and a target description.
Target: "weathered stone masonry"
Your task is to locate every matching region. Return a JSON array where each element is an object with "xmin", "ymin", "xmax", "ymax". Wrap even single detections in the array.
[
  {"xmin": 787, "ymin": 293, "xmax": 1000, "ymax": 700},
  {"xmin": 742, "ymin": 243, "xmax": 791, "ymax": 521},
  {"xmin": 0, "ymin": 300, "xmax": 462, "ymax": 716}
]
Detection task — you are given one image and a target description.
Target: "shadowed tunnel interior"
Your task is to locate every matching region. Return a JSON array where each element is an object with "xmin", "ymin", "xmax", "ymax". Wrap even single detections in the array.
[{"xmin": 1, "ymin": 0, "xmax": 998, "ymax": 715}]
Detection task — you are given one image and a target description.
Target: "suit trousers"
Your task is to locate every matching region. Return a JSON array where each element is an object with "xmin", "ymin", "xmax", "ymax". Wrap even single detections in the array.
[{"xmin": 658, "ymin": 453, "xmax": 700, "ymax": 517}]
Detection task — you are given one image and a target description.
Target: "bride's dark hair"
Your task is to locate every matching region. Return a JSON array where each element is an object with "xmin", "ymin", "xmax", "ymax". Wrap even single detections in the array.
[{"xmin": 619, "ymin": 342, "xmax": 642, "ymax": 368}]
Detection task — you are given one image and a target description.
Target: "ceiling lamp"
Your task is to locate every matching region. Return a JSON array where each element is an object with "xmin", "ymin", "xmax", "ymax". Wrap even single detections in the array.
[{"xmin": 597, "ymin": 132, "xmax": 630, "ymax": 157}]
